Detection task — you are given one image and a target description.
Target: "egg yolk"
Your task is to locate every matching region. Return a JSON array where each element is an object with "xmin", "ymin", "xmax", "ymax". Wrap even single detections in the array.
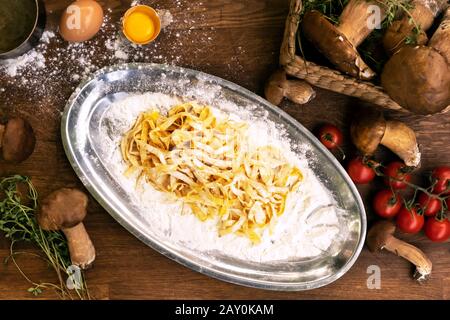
[{"xmin": 124, "ymin": 11, "xmax": 155, "ymax": 43}]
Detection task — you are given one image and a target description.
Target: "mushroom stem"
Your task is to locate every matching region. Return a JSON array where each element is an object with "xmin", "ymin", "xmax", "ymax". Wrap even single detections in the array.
[
  {"xmin": 264, "ymin": 69, "xmax": 315, "ymax": 105},
  {"xmin": 429, "ymin": 7, "xmax": 450, "ymax": 63},
  {"xmin": 338, "ymin": 0, "xmax": 386, "ymax": 47},
  {"xmin": 63, "ymin": 223, "xmax": 96, "ymax": 270},
  {"xmin": 367, "ymin": 221, "xmax": 432, "ymax": 281},
  {"xmin": 284, "ymin": 80, "xmax": 316, "ymax": 104},
  {"xmin": 380, "ymin": 120, "xmax": 421, "ymax": 168},
  {"xmin": 383, "ymin": 237, "xmax": 432, "ymax": 281}
]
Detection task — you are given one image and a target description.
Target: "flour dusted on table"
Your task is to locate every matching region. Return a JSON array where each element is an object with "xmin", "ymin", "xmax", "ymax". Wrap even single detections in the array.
[
  {"xmin": 0, "ymin": 1, "xmax": 214, "ymax": 115},
  {"xmin": 99, "ymin": 92, "xmax": 341, "ymax": 262}
]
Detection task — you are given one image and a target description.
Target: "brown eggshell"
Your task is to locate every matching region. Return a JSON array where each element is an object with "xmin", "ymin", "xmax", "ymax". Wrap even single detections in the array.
[{"xmin": 59, "ymin": 0, "xmax": 104, "ymax": 42}]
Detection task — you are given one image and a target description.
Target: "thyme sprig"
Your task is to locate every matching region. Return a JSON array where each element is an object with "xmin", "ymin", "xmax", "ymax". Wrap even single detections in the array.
[{"xmin": 0, "ymin": 175, "xmax": 90, "ymax": 299}]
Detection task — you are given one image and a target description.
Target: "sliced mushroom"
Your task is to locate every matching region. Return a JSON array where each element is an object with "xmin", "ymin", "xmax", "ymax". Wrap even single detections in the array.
[
  {"xmin": 0, "ymin": 117, "xmax": 36, "ymax": 163},
  {"xmin": 367, "ymin": 220, "xmax": 432, "ymax": 281},
  {"xmin": 37, "ymin": 188, "xmax": 96, "ymax": 269},
  {"xmin": 302, "ymin": 0, "xmax": 387, "ymax": 79},
  {"xmin": 264, "ymin": 69, "xmax": 316, "ymax": 105},
  {"xmin": 381, "ymin": 8, "xmax": 450, "ymax": 114},
  {"xmin": 351, "ymin": 110, "xmax": 420, "ymax": 167},
  {"xmin": 382, "ymin": 0, "xmax": 447, "ymax": 55}
]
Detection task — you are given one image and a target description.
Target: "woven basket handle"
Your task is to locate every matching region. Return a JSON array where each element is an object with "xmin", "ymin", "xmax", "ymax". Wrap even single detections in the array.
[{"xmin": 280, "ymin": 0, "xmax": 302, "ymax": 66}]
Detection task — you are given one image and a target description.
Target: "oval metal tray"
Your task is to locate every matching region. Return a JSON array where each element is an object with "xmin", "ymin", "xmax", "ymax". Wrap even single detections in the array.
[{"xmin": 61, "ymin": 63, "xmax": 366, "ymax": 291}]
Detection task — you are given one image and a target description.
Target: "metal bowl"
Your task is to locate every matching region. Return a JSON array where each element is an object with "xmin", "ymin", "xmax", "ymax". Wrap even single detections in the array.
[
  {"xmin": 61, "ymin": 63, "xmax": 366, "ymax": 291},
  {"xmin": 0, "ymin": 0, "xmax": 46, "ymax": 60}
]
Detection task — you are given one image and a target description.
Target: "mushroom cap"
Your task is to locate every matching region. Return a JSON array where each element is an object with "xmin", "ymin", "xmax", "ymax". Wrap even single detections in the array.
[
  {"xmin": 285, "ymin": 80, "xmax": 316, "ymax": 104},
  {"xmin": 1, "ymin": 117, "xmax": 36, "ymax": 163},
  {"xmin": 265, "ymin": 69, "xmax": 316, "ymax": 105},
  {"xmin": 367, "ymin": 220, "xmax": 396, "ymax": 252},
  {"xmin": 302, "ymin": 10, "xmax": 375, "ymax": 80},
  {"xmin": 381, "ymin": 46, "xmax": 450, "ymax": 115},
  {"xmin": 37, "ymin": 188, "xmax": 89, "ymax": 231},
  {"xmin": 264, "ymin": 69, "xmax": 287, "ymax": 105},
  {"xmin": 350, "ymin": 109, "xmax": 386, "ymax": 155}
]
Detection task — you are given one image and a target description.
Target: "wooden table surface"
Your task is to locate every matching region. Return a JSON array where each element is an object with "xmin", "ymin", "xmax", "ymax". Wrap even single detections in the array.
[{"xmin": 1, "ymin": 0, "xmax": 449, "ymax": 300}]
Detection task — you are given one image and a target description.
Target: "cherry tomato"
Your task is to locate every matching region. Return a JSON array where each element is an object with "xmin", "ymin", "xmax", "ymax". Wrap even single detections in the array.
[
  {"xmin": 446, "ymin": 197, "xmax": 450, "ymax": 211},
  {"xmin": 424, "ymin": 217, "xmax": 450, "ymax": 242},
  {"xmin": 373, "ymin": 189, "xmax": 402, "ymax": 218},
  {"xmin": 396, "ymin": 206, "xmax": 424, "ymax": 234},
  {"xmin": 418, "ymin": 192, "xmax": 442, "ymax": 217},
  {"xmin": 383, "ymin": 161, "xmax": 411, "ymax": 189},
  {"xmin": 431, "ymin": 166, "xmax": 450, "ymax": 195},
  {"xmin": 318, "ymin": 124, "xmax": 343, "ymax": 150},
  {"xmin": 347, "ymin": 157, "xmax": 376, "ymax": 184}
]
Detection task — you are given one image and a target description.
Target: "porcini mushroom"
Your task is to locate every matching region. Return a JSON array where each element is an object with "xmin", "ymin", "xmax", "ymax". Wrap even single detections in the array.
[
  {"xmin": 264, "ymin": 69, "xmax": 316, "ymax": 105},
  {"xmin": 351, "ymin": 109, "xmax": 420, "ymax": 167},
  {"xmin": 37, "ymin": 188, "xmax": 95, "ymax": 269},
  {"xmin": 302, "ymin": 0, "xmax": 387, "ymax": 80},
  {"xmin": 0, "ymin": 117, "xmax": 36, "ymax": 163},
  {"xmin": 381, "ymin": 8, "xmax": 450, "ymax": 115},
  {"xmin": 367, "ymin": 220, "xmax": 432, "ymax": 281},
  {"xmin": 382, "ymin": 0, "xmax": 447, "ymax": 55}
]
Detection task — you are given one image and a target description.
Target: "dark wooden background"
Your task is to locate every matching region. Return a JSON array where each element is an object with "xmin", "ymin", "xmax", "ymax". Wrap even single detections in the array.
[{"xmin": 0, "ymin": 0, "xmax": 449, "ymax": 300}]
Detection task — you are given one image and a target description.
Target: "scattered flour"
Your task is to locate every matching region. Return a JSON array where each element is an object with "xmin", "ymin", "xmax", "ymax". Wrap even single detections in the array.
[
  {"xmin": 103, "ymin": 34, "xmax": 143, "ymax": 62},
  {"xmin": 158, "ymin": 9, "xmax": 174, "ymax": 29},
  {"xmin": 99, "ymin": 92, "xmax": 342, "ymax": 263},
  {"xmin": 0, "ymin": 1, "xmax": 213, "ymax": 114}
]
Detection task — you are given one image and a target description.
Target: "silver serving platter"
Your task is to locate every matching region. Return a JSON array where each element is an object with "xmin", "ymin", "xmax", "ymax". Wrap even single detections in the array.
[{"xmin": 62, "ymin": 63, "xmax": 366, "ymax": 291}]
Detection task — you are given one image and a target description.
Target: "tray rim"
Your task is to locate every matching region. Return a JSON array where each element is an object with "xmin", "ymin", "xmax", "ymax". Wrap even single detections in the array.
[{"xmin": 61, "ymin": 62, "xmax": 367, "ymax": 291}]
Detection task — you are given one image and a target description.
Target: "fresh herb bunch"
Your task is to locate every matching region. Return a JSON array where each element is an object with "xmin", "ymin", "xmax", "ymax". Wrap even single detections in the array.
[{"xmin": 0, "ymin": 175, "xmax": 90, "ymax": 299}]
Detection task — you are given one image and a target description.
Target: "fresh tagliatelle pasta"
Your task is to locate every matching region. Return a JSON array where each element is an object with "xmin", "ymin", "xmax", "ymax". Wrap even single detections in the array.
[{"xmin": 121, "ymin": 102, "xmax": 303, "ymax": 243}]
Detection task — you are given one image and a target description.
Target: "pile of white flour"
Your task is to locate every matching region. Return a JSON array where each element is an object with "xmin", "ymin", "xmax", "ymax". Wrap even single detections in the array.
[{"xmin": 99, "ymin": 92, "xmax": 341, "ymax": 262}]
